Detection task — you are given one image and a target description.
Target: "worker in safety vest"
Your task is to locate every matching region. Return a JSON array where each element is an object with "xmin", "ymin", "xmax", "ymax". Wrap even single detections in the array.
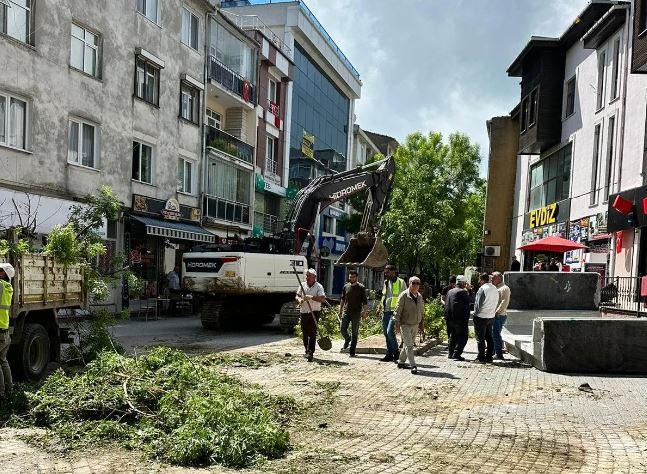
[
  {"xmin": 379, "ymin": 264, "xmax": 405, "ymax": 362},
  {"xmin": 0, "ymin": 263, "xmax": 14, "ymax": 399}
]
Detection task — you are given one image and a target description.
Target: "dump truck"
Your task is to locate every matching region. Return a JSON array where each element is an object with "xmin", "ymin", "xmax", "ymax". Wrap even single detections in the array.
[
  {"xmin": 183, "ymin": 157, "xmax": 395, "ymax": 331},
  {"xmin": 5, "ymin": 253, "xmax": 84, "ymax": 380}
]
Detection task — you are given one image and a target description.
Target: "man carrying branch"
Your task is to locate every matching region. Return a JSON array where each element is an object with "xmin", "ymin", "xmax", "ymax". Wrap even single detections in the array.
[{"xmin": 296, "ymin": 268, "xmax": 326, "ymax": 362}]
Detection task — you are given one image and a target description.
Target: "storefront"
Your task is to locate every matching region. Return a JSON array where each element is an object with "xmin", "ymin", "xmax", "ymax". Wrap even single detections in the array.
[
  {"xmin": 318, "ymin": 205, "xmax": 348, "ymax": 295},
  {"xmin": 564, "ymin": 212, "xmax": 610, "ymax": 274},
  {"xmin": 124, "ymin": 195, "xmax": 215, "ymax": 304},
  {"xmin": 520, "ymin": 198, "xmax": 570, "ymax": 270}
]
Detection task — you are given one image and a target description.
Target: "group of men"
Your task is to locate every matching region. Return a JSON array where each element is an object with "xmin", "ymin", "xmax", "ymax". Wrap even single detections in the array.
[{"xmin": 443, "ymin": 272, "xmax": 510, "ymax": 363}]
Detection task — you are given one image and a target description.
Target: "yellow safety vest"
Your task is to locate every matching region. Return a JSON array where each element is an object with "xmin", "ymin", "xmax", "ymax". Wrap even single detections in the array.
[
  {"xmin": 0, "ymin": 279, "xmax": 13, "ymax": 330},
  {"xmin": 382, "ymin": 277, "xmax": 404, "ymax": 311}
]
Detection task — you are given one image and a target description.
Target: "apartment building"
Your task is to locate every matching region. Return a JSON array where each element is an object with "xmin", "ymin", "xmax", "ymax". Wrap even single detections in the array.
[
  {"xmin": 0, "ymin": 0, "xmax": 217, "ymax": 308},
  {"xmin": 502, "ymin": 0, "xmax": 630, "ymax": 276},
  {"xmin": 221, "ymin": 0, "xmax": 362, "ymax": 293}
]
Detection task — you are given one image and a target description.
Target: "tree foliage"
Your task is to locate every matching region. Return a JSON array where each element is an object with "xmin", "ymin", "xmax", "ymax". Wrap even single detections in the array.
[{"xmin": 381, "ymin": 131, "xmax": 484, "ymax": 284}]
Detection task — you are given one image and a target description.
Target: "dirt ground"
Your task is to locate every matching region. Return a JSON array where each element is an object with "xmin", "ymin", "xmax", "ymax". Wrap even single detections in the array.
[{"xmin": 3, "ymin": 318, "xmax": 647, "ymax": 473}]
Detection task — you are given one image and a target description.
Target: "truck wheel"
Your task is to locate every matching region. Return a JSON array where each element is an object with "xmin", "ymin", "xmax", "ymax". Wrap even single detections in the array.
[
  {"xmin": 279, "ymin": 302, "xmax": 301, "ymax": 333},
  {"xmin": 21, "ymin": 323, "xmax": 51, "ymax": 381},
  {"xmin": 201, "ymin": 301, "xmax": 223, "ymax": 330}
]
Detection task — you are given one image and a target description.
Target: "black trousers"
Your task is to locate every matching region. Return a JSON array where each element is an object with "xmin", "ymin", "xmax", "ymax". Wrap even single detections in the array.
[
  {"xmin": 340, "ymin": 312, "xmax": 360, "ymax": 354},
  {"xmin": 446, "ymin": 318, "xmax": 469, "ymax": 357},
  {"xmin": 473, "ymin": 316, "xmax": 494, "ymax": 361},
  {"xmin": 300, "ymin": 311, "xmax": 320, "ymax": 355}
]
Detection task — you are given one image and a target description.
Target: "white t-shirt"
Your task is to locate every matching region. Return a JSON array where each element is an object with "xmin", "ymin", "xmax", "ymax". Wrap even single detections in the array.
[{"xmin": 296, "ymin": 281, "xmax": 326, "ymax": 313}]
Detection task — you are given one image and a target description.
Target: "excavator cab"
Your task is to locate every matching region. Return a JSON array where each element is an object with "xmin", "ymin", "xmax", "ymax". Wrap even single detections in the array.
[{"xmin": 336, "ymin": 232, "xmax": 388, "ymax": 268}]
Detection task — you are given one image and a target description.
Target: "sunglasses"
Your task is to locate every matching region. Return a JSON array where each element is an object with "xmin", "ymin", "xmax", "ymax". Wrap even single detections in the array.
[{"xmin": 411, "ymin": 281, "xmax": 420, "ymax": 285}]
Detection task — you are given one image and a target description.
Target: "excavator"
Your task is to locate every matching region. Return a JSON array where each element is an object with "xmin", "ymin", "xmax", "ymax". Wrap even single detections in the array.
[{"xmin": 182, "ymin": 156, "xmax": 395, "ymax": 330}]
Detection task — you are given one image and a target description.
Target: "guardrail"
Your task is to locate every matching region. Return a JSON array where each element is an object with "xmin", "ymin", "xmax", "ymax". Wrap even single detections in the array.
[
  {"xmin": 254, "ymin": 211, "xmax": 279, "ymax": 234},
  {"xmin": 204, "ymin": 194, "xmax": 251, "ymax": 225},
  {"xmin": 207, "ymin": 56, "xmax": 256, "ymax": 105},
  {"xmin": 599, "ymin": 276, "xmax": 644, "ymax": 315},
  {"xmin": 205, "ymin": 125, "xmax": 254, "ymax": 164}
]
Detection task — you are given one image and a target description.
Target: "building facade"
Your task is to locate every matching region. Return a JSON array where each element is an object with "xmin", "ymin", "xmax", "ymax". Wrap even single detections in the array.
[{"xmin": 221, "ymin": 0, "xmax": 362, "ymax": 293}]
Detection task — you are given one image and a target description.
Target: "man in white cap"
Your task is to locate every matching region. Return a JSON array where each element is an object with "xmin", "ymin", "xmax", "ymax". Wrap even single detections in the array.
[
  {"xmin": 0, "ymin": 263, "xmax": 15, "ymax": 399},
  {"xmin": 295, "ymin": 268, "xmax": 326, "ymax": 362}
]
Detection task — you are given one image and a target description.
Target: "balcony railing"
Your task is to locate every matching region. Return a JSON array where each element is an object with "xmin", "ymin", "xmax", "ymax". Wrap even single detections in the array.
[
  {"xmin": 599, "ymin": 276, "xmax": 645, "ymax": 315},
  {"xmin": 205, "ymin": 125, "xmax": 254, "ymax": 164},
  {"xmin": 220, "ymin": 10, "xmax": 292, "ymax": 57},
  {"xmin": 208, "ymin": 56, "xmax": 256, "ymax": 105},
  {"xmin": 204, "ymin": 194, "xmax": 250, "ymax": 225},
  {"xmin": 254, "ymin": 211, "xmax": 279, "ymax": 235}
]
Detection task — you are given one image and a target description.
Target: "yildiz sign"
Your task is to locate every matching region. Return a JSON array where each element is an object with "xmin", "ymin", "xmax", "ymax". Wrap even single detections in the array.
[{"xmin": 523, "ymin": 198, "xmax": 571, "ymax": 230}]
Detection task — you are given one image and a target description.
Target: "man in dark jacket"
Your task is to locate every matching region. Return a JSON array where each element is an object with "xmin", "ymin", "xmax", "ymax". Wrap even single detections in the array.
[{"xmin": 444, "ymin": 275, "xmax": 471, "ymax": 361}]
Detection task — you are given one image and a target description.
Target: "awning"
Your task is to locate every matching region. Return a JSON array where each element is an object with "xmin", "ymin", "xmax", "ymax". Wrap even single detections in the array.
[{"xmin": 129, "ymin": 214, "xmax": 215, "ymax": 243}]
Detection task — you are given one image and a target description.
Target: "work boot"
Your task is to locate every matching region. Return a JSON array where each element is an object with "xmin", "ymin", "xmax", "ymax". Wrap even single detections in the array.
[
  {"xmin": 453, "ymin": 355, "xmax": 465, "ymax": 361},
  {"xmin": 447, "ymin": 352, "xmax": 454, "ymax": 359},
  {"xmin": 307, "ymin": 354, "xmax": 314, "ymax": 362},
  {"xmin": 410, "ymin": 367, "xmax": 418, "ymax": 375},
  {"xmin": 342, "ymin": 339, "xmax": 350, "ymax": 351},
  {"xmin": 397, "ymin": 363, "xmax": 408, "ymax": 369},
  {"xmin": 379, "ymin": 354, "xmax": 393, "ymax": 362}
]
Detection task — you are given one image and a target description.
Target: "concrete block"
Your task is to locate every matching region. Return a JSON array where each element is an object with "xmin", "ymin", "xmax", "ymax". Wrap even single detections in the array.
[
  {"xmin": 536, "ymin": 318, "xmax": 647, "ymax": 374},
  {"xmin": 504, "ymin": 272, "xmax": 600, "ymax": 310}
]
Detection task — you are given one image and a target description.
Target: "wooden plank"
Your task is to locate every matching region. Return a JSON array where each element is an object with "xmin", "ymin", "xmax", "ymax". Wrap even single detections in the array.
[{"xmin": 43, "ymin": 255, "xmax": 49, "ymax": 304}]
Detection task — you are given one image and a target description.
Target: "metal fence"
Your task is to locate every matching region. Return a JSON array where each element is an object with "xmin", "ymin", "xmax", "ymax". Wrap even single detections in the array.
[{"xmin": 599, "ymin": 276, "xmax": 645, "ymax": 315}]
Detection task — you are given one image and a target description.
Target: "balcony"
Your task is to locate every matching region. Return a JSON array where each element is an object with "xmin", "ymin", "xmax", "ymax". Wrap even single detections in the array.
[
  {"xmin": 254, "ymin": 211, "xmax": 279, "ymax": 235},
  {"xmin": 205, "ymin": 125, "xmax": 254, "ymax": 164},
  {"xmin": 208, "ymin": 56, "xmax": 256, "ymax": 105},
  {"xmin": 204, "ymin": 194, "xmax": 250, "ymax": 226}
]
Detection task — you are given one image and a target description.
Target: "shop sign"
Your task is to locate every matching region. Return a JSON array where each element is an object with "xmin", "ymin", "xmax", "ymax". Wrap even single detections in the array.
[
  {"xmin": 131, "ymin": 194, "xmax": 201, "ymax": 222},
  {"xmin": 302, "ymin": 130, "xmax": 315, "ymax": 159},
  {"xmin": 286, "ymin": 187, "xmax": 299, "ymax": 199},
  {"xmin": 588, "ymin": 239, "xmax": 610, "ymax": 254},
  {"xmin": 255, "ymin": 173, "xmax": 287, "ymax": 197},
  {"xmin": 160, "ymin": 198, "xmax": 181, "ymax": 221},
  {"xmin": 325, "ymin": 207, "xmax": 345, "ymax": 219},
  {"xmin": 319, "ymin": 235, "xmax": 347, "ymax": 255},
  {"xmin": 569, "ymin": 217, "xmax": 590, "ymax": 243},
  {"xmin": 524, "ymin": 199, "xmax": 570, "ymax": 231}
]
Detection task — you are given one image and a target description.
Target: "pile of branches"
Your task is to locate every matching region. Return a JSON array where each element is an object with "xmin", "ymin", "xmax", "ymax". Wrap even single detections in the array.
[{"xmin": 8, "ymin": 347, "xmax": 296, "ymax": 468}]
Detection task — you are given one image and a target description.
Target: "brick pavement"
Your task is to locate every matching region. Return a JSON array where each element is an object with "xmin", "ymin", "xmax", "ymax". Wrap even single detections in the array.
[{"xmin": 2, "ymin": 338, "xmax": 647, "ymax": 472}]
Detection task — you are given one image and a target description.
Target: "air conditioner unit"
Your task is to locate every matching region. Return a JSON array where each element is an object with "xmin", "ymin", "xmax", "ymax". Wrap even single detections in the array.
[{"xmin": 484, "ymin": 245, "xmax": 501, "ymax": 257}]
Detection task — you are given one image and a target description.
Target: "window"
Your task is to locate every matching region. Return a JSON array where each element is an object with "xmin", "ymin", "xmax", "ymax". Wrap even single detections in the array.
[
  {"xmin": 610, "ymin": 38, "xmax": 621, "ymax": 100},
  {"xmin": 181, "ymin": 7, "xmax": 199, "ymax": 50},
  {"xmin": 70, "ymin": 23, "xmax": 100, "ymax": 77},
  {"xmin": 207, "ymin": 158, "xmax": 251, "ymax": 205},
  {"xmin": 135, "ymin": 57, "xmax": 160, "ymax": 105},
  {"xmin": 206, "ymin": 108, "xmax": 221, "ymax": 129},
  {"xmin": 322, "ymin": 215, "xmax": 334, "ymax": 234},
  {"xmin": 266, "ymin": 135, "xmax": 277, "ymax": 174},
  {"xmin": 211, "ymin": 20, "xmax": 256, "ymax": 81},
  {"xmin": 520, "ymin": 97, "xmax": 528, "ymax": 132},
  {"xmin": 136, "ymin": 0, "xmax": 158, "ymax": 23},
  {"xmin": 596, "ymin": 51, "xmax": 606, "ymax": 110},
  {"xmin": 68, "ymin": 119, "xmax": 97, "ymax": 168},
  {"xmin": 528, "ymin": 89, "xmax": 537, "ymax": 127},
  {"xmin": 565, "ymin": 77, "xmax": 576, "ymax": 117},
  {"xmin": 177, "ymin": 158, "xmax": 193, "ymax": 194},
  {"xmin": 268, "ymin": 79, "xmax": 277, "ymax": 103},
  {"xmin": 590, "ymin": 123, "xmax": 602, "ymax": 205},
  {"xmin": 132, "ymin": 141, "xmax": 153, "ymax": 184},
  {"xmin": 527, "ymin": 143, "xmax": 572, "ymax": 211},
  {"xmin": 180, "ymin": 82, "xmax": 200, "ymax": 124},
  {"xmin": 0, "ymin": 92, "xmax": 27, "ymax": 150},
  {"xmin": 1, "ymin": 0, "xmax": 31, "ymax": 44},
  {"xmin": 604, "ymin": 117, "xmax": 616, "ymax": 202}
]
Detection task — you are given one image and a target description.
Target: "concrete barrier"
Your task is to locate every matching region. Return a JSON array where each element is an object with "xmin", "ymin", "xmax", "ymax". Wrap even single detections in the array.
[
  {"xmin": 504, "ymin": 272, "xmax": 600, "ymax": 310},
  {"xmin": 533, "ymin": 317, "xmax": 647, "ymax": 373}
]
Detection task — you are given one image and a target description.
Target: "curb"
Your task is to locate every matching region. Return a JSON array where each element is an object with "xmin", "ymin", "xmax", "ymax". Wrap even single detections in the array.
[{"xmin": 343, "ymin": 338, "xmax": 442, "ymax": 355}]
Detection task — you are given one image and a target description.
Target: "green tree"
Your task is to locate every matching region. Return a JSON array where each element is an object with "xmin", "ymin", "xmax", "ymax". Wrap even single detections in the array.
[{"xmin": 380, "ymin": 131, "xmax": 483, "ymax": 285}]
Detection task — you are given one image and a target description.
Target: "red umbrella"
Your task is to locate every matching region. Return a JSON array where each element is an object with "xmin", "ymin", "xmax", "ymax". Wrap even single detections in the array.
[{"xmin": 518, "ymin": 235, "xmax": 586, "ymax": 253}]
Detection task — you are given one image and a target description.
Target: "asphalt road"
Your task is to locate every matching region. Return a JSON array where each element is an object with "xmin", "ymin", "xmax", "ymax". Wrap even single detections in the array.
[{"xmin": 108, "ymin": 314, "xmax": 293, "ymax": 355}]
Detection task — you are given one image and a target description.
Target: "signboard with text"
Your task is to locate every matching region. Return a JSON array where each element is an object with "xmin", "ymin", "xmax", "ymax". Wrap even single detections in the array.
[{"xmin": 302, "ymin": 131, "xmax": 315, "ymax": 159}]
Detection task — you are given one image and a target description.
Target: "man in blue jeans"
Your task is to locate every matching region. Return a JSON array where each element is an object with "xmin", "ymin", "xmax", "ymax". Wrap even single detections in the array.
[
  {"xmin": 491, "ymin": 271, "xmax": 511, "ymax": 360},
  {"xmin": 380, "ymin": 264, "xmax": 405, "ymax": 362}
]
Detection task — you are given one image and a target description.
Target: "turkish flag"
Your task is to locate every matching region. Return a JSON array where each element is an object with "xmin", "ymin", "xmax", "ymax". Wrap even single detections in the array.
[{"xmin": 615, "ymin": 231, "xmax": 623, "ymax": 254}]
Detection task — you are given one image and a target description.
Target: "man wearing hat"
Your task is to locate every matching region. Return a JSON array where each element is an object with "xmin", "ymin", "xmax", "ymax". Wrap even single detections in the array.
[
  {"xmin": 0, "ymin": 263, "xmax": 15, "ymax": 399},
  {"xmin": 444, "ymin": 275, "xmax": 471, "ymax": 361},
  {"xmin": 295, "ymin": 268, "xmax": 326, "ymax": 362}
]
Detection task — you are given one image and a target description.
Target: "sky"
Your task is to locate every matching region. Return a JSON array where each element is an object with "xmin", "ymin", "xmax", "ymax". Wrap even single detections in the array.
[{"xmin": 296, "ymin": 0, "xmax": 590, "ymax": 173}]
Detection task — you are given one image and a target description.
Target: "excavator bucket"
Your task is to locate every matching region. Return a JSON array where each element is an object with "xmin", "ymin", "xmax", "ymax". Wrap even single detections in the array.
[{"xmin": 336, "ymin": 234, "xmax": 388, "ymax": 268}]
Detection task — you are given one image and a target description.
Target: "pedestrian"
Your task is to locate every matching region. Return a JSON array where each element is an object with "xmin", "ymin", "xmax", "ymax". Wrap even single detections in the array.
[
  {"xmin": 444, "ymin": 275, "xmax": 471, "ymax": 361},
  {"xmin": 472, "ymin": 273, "xmax": 499, "ymax": 363},
  {"xmin": 510, "ymin": 255, "xmax": 521, "ymax": 272},
  {"xmin": 379, "ymin": 264, "xmax": 405, "ymax": 362},
  {"xmin": 394, "ymin": 276, "xmax": 425, "ymax": 374},
  {"xmin": 338, "ymin": 269, "xmax": 367, "ymax": 357},
  {"xmin": 296, "ymin": 268, "xmax": 326, "ymax": 362},
  {"xmin": 548, "ymin": 258, "xmax": 559, "ymax": 271},
  {"xmin": 167, "ymin": 265, "xmax": 181, "ymax": 314},
  {"xmin": 491, "ymin": 271, "xmax": 511, "ymax": 360},
  {"xmin": 533, "ymin": 259, "xmax": 542, "ymax": 271},
  {"xmin": 440, "ymin": 275, "xmax": 456, "ymax": 306},
  {"xmin": 0, "ymin": 263, "xmax": 15, "ymax": 400}
]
